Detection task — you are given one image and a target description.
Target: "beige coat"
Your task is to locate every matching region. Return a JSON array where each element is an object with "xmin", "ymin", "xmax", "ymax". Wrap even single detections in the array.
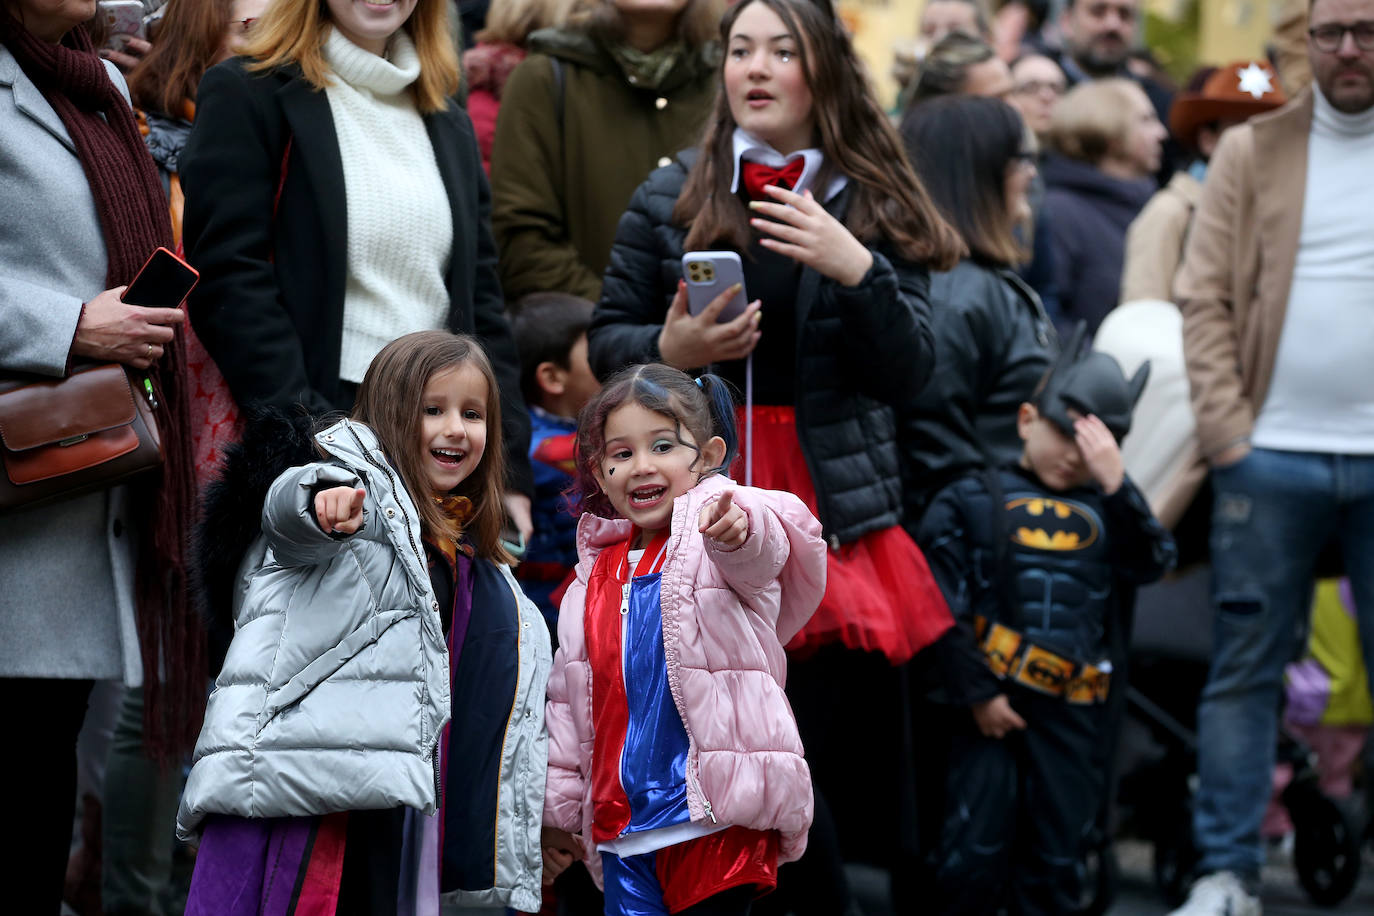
[
  {"xmin": 1120, "ymin": 171, "xmax": 1203, "ymax": 305},
  {"xmin": 1175, "ymin": 90, "xmax": 1313, "ymax": 461}
]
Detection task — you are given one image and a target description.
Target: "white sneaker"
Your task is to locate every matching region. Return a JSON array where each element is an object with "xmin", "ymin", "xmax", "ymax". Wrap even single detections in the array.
[{"xmin": 1167, "ymin": 871, "xmax": 1261, "ymax": 916}]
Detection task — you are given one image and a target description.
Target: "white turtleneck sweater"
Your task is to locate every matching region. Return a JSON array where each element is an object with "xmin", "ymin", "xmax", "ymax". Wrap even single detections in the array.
[
  {"xmin": 1251, "ymin": 86, "xmax": 1374, "ymax": 453},
  {"xmin": 323, "ymin": 28, "xmax": 453, "ymax": 384}
]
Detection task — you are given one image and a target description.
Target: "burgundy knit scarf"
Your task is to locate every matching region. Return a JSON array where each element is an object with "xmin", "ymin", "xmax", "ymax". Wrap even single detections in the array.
[{"xmin": 1, "ymin": 13, "xmax": 204, "ymax": 758}]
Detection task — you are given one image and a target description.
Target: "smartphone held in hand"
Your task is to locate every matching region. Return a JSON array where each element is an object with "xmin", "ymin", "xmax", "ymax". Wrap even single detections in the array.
[
  {"xmin": 121, "ymin": 247, "xmax": 199, "ymax": 309},
  {"xmin": 682, "ymin": 251, "xmax": 748, "ymax": 322},
  {"xmin": 96, "ymin": 0, "xmax": 146, "ymax": 51}
]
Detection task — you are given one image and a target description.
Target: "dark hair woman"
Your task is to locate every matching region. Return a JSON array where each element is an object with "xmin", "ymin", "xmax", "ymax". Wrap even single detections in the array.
[
  {"xmin": 490, "ymin": 0, "xmax": 724, "ymax": 302},
  {"xmin": 0, "ymin": 0, "xmax": 199, "ymax": 910},
  {"xmin": 899, "ymin": 94, "xmax": 1058, "ymax": 523},
  {"xmin": 587, "ymin": 0, "xmax": 963, "ymax": 908}
]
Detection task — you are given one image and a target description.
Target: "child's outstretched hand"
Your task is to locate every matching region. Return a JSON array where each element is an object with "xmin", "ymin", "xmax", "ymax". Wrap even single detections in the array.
[
  {"xmin": 541, "ymin": 827, "xmax": 584, "ymax": 886},
  {"xmin": 314, "ymin": 485, "xmax": 366, "ymax": 536},
  {"xmin": 698, "ymin": 490, "xmax": 748, "ymax": 549},
  {"xmin": 972, "ymin": 694, "xmax": 1026, "ymax": 739},
  {"xmin": 1074, "ymin": 414, "xmax": 1124, "ymax": 495}
]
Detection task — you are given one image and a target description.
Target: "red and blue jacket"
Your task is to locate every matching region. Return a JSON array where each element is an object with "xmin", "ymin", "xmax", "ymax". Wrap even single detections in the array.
[{"xmin": 584, "ymin": 529, "xmax": 700, "ymax": 846}]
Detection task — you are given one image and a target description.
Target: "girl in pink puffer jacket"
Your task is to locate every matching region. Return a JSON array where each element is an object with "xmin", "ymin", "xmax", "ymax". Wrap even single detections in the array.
[{"xmin": 541, "ymin": 364, "xmax": 826, "ymax": 914}]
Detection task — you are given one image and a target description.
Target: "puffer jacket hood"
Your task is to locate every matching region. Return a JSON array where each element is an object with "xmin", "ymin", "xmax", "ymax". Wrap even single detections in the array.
[{"xmin": 544, "ymin": 475, "xmax": 825, "ymax": 870}]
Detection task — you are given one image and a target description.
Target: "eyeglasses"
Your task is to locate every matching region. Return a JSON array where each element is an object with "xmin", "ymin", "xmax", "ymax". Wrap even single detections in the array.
[
  {"xmin": 227, "ymin": 17, "xmax": 259, "ymax": 33},
  {"xmin": 1013, "ymin": 79, "xmax": 1067, "ymax": 97},
  {"xmin": 1308, "ymin": 21, "xmax": 1374, "ymax": 52}
]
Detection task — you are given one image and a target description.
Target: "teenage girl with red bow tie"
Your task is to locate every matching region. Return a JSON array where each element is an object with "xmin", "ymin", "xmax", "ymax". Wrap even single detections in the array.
[{"xmin": 587, "ymin": 0, "xmax": 967, "ymax": 910}]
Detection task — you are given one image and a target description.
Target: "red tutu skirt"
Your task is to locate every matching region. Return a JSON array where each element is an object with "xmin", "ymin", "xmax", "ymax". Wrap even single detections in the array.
[{"xmin": 731, "ymin": 406, "xmax": 952, "ymax": 665}]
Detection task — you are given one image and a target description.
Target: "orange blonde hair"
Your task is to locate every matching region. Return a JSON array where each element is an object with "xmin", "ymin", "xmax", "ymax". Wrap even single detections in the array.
[{"xmin": 243, "ymin": 0, "xmax": 460, "ymax": 113}]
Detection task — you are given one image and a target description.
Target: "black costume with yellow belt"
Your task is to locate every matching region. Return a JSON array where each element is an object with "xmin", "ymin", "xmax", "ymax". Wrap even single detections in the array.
[{"xmin": 915, "ymin": 465, "xmax": 1175, "ymax": 914}]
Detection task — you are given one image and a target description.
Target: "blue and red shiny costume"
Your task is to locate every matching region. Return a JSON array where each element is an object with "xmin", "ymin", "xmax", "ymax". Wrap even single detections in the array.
[{"xmin": 583, "ymin": 529, "xmax": 777, "ymax": 914}]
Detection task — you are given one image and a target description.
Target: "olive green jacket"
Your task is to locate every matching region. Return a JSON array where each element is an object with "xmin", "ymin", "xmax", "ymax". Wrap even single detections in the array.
[{"xmin": 490, "ymin": 27, "xmax": 718, "ymax": 301}]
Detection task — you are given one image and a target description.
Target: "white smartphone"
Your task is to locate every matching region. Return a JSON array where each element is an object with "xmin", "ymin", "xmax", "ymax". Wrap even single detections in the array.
[
  {"xmin": 682, "ymin": 251, "xmax": 748, "ymax": 323},
  {"xmin": 96, "ymin": 0, "xmax": 145, "ymax": 50}
]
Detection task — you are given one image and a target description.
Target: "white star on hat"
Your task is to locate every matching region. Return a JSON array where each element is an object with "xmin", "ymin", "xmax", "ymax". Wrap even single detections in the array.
[{"xmin": 1236, "ymin": 63, "xmax": 1274, "ymax": 100}]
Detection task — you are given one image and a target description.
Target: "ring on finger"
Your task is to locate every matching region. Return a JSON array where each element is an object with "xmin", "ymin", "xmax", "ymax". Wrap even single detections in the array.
[{"xmin": 145, "ymin": 342, "xmax": 153, "ymax": 358}]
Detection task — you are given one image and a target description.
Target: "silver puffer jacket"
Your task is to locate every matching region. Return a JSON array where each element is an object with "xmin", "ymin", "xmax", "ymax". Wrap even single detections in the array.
[{"xmin": 177, "ymin": 419, "xmax": 550, "ymax": 910}]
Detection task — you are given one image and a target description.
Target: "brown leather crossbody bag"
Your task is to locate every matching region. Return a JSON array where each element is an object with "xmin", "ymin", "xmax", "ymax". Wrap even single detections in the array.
[{"xmin": 0, "ymin": 362, "xmax": 163, "ymax": 513}]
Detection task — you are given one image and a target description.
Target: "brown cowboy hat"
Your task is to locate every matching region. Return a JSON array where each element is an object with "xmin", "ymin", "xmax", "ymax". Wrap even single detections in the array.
[{"xmin": 1169, "ymin": 60, "xmax": 1287, "ymax": 150}]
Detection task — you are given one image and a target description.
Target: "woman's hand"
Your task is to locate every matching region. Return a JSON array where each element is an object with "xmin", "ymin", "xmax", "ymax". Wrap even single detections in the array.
[
  {"xmin": 100, "ymin": 36, "xmax": 152, "ymax": 74},
  {"xmin": 971, "ymin": 694, "xmax": 1026, "ymax": 739},
  {"xmin": 1073, "ymin": 414, "xmax": 1125, "ymax": 496},
  {"xmin": 72, "ymin": 287, "xmax": 186, "ymax": 370},
  {"xmin": 657, "ymin": 279, "xmax": 761, "ymax": 370},
  {"xmin": 698, "ymin": 490, "xmax": 749, "ymax": 550},
  {"xmin": 503, "ymin": 492, "xmax": 534, "ymax": 546},
  {"xmin": 541, "ymin": 827, "xmax": 584, "ymax": 886},
  {"xmin": 749, "ymin": 186, "xmax": 874, "ymax": 287},
  {"xmin": 314, "ymin": 486, "xmax": 366, "ymax": 536}
]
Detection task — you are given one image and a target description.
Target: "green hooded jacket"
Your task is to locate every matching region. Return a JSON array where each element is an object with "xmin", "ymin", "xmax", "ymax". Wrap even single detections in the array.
[{"xmin": 490, "ymin": 26, "xmax": 719, "ymax": 302}]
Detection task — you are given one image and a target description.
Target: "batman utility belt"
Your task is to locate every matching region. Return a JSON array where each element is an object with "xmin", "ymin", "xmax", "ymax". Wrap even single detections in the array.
[{"xmin": 973, "ymin": 615, "xmax": 1111, "ymax": 705}]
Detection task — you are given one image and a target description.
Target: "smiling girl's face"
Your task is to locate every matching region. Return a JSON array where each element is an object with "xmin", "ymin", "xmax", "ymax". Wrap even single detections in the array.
[
  {"xmin": 724, "ymin": 1, "xmax": 815, "ymax": 154},
  {"xmin": 594, "ymin": 401, "xmax": 724, "ymax": 542},
  {"xmin": 418, "ymin": 362, "xmax": 488, "ymax": 494}
]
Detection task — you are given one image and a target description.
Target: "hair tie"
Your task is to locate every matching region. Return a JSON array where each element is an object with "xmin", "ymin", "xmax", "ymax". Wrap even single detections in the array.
[{"xmin": 695, "ymin": 377, "xmax": 704, "ymax": 389}]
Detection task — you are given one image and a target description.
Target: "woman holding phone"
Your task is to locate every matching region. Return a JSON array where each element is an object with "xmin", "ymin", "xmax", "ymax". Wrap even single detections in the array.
[
  {"xmin": 586, "ymin": 0, "xmax": 963, "ymax": 906},
  {"xmin": 180, "ymin": 0, "xmax": 534, "ymax": 535},
  {"xmin": 0, "ymin": 0, "xmax": 197, "ymax": 909}
]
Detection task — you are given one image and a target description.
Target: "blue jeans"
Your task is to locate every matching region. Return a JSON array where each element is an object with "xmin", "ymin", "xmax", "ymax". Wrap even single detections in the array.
[{"xmin": 1194, "ymin": 448, "xmax": 1374, "ymax": 877}]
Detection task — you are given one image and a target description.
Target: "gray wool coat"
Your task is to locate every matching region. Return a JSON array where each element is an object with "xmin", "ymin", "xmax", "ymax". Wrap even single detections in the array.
[{"xmin": 0, "ymin": 47, "xmax": 142, "ymax": 685}]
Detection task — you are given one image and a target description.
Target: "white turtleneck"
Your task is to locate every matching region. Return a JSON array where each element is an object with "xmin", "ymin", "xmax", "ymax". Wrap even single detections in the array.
[
  {"xmin": 323, "ymin": 27, "xmax": 453, "ymax": 384},
  {"xmin": 1251, "ymin": 85, "xmax": 1374, "ymax": 453}
]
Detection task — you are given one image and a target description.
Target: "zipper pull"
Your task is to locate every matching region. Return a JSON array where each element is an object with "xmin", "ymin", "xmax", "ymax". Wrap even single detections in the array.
[
  {"xmin": 703, "ymin": 799, "xmax": 716, "ymax": 824},
  {"xmin": 141, "ymin": 376, "xmax": 160, "ymax": 409},
  {"xmin": 620, "ymin": 582, "xmax": 630, "ymax": 616}
]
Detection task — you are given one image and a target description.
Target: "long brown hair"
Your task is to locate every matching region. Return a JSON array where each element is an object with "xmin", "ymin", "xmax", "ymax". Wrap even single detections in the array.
[
  {"xmin": 243, "ymin": 0, "xmax": 460, "ymax": 113},
  {"xmin": 673, "ymin": 0, "xmax": 962, "ymax": 268},
  {"xmin": 351, "ymin": 331, "xmax": 514, "ymax": 564},
  {"xmin": 127, "ymin": 0, "xmax": 235, "ymax": 115}
]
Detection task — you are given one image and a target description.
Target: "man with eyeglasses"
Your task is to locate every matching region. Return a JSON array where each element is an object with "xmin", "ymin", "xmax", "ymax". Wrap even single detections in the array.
[
  {"xmin": 1169, "ymin": 1, "xmax": 1374, "ymax": 913},
  {"xmin": 1048, "ymin": 0, "xmax": 1178, "ymax": 182}
]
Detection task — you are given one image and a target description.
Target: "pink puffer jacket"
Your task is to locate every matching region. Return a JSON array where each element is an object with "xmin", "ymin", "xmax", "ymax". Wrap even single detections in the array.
[{"xmin": 544, "ymin": 475, "xmax": 826, "ymax": 865}]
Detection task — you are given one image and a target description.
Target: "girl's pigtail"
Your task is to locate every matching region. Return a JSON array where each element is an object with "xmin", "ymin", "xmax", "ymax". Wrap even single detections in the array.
[{"xmin": 696, "ymin": 374, "xmax": 739, "ymax": 473}]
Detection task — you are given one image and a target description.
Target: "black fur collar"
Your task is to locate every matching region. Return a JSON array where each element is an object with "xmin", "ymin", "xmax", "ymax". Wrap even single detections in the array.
[{"xmin": 191, "ymin": 407, "xmax": 328, "ymax": 673}]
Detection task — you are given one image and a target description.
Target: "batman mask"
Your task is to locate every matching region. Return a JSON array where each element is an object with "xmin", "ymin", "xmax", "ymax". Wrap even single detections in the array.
[{"xmin": 1035, "ymin": 323, "xmax": 1149, "ymax": 443}]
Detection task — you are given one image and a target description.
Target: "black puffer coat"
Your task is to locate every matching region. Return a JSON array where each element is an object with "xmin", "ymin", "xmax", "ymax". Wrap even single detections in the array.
[
  {"xmin": 587, "ymin": 154, "xmax": 936, "ymax": 547},
  {"xmin": 900, "ymin": 259, "xmax": 1057, "ymax": 530}
]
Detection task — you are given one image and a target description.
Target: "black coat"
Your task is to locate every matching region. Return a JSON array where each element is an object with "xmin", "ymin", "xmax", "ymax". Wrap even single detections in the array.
[
  {"xmin": 900, "ymin": 259, "xmax": 1057, "ymax": 530},
  {"xmin": 587, "ymin": 154, "xmax": 936, "ymax": 546},
  {"xmin": 181, "ymin": 58, "xmax": 531, "ymax": 491},
  {"xmin": 1040, "ymin": 154, "xmax": 1155, "ymax": 339}
]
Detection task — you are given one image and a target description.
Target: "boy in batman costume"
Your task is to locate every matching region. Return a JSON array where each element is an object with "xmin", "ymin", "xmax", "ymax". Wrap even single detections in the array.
[{"xmin": 915, "ymin": 328, "xmax": 1177, "ymax": 914}]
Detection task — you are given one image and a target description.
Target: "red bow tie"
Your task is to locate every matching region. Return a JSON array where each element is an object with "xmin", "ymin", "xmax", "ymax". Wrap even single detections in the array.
[{"xmin": 740, "ymin": 158, "xmax": 805, "ymax": 201}]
